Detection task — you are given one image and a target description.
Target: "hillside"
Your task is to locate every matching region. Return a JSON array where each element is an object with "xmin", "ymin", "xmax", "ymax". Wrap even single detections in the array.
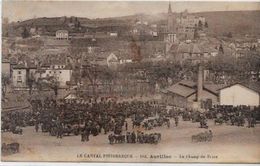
[
  {"xmin": 195, "ymin": 10, "xmax": 260, "ymax": 36},
  {"xmin": 4, "ymin": 10, "xmax": 260, "ymax": 37},
  {"xmin": 110, "ymin": 10, "xmax": 260, "ymax": 36}
]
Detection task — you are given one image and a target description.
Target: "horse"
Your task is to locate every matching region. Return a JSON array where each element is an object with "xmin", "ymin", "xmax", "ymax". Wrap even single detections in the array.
[
  {"xmin": 214, "ymin": 117, "xmax": 224, "ymax": 125},
  {"xmin": 192, "ymin": 130, "xmax": 213, "ymax": 143}
]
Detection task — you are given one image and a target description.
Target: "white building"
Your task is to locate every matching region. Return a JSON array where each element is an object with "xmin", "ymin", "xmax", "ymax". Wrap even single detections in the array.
[
  {"xmin": 219, "ymin": 83, "xmax": 260, "ymax": 106},
  {"xmin": 12, "ymin": 62, "xmax": 37, "ymax": 89},
  {"xmin": 39, "ymin": 64, "xmax": 72, "ymax": 87},
  {"xmin": 56, "ymin": 30, "xmax": 69, "ymax": 40},
  {"xmin": 12, "ymin": 67, "xmax": 27, "ymax": 88},
  {"xmin": 109, "ymin": 32, "xmax": 118, "ymax": 37},
  {"xmin": 2, "ymin": 59, "xmax": 11, "ymax": 77},
  {"xmin": 119, "ymin": 59, "xmax": 132, "ymax": 64},
  {"xmin": 107, "ymin": 53, "xmax": 119, "ymax": 69}
]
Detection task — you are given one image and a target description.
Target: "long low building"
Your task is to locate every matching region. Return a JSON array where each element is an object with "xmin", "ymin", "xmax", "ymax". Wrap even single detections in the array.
[
  {"xmin": 161, "ymin": 80, "xmax": 224, "ymax": 109},
  {"xmin": 219, "ymin": 82, "xmax": 260, "ymax": 106}
]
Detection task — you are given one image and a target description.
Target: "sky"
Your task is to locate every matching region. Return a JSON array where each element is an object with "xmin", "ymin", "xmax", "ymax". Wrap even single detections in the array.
[{"xmin": 2, "ymin": 1, "xmax": 260, "ymax": 22}]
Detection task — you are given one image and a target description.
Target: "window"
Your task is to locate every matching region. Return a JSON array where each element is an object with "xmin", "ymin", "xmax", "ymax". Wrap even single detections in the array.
[
  {"xmin": 17, "ymin": 76, "xmax": 22, "ymax": 82},
  {"xmin": 49, "ymin": 71, "xmax": 51, "ymax": 74},
  {"xmin": 18, "ymin": 71, "xmax": 21, "ymax": 74},
  {"xmin": 60, "ymin": 71, "xmax": 62, "ymax": 74}
]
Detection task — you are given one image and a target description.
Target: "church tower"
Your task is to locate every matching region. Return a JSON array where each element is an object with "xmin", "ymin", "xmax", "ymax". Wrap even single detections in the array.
[
  {"xmin": 167, "ymin": 2, "xmax": 174, "ymax": 33},
  {"xmin": 165, "ymin": 1, "xmax": 178, "ymax": 54}
]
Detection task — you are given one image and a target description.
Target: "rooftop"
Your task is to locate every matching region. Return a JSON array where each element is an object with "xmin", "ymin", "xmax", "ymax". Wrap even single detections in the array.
[
  {"xmin": 165, "ymin": 80, "xmax": 225, "ymax": 98},
  {"xmin": 171, "ymin": 41, "xmax": 218, "ymax": 54},
  {"xmin": 220, "ymin": 82, "xmax": 260, "ymax": 94}
]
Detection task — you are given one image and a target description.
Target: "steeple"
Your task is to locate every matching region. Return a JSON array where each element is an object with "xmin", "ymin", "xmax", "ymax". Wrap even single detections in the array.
[
  {"xmin": 168, "ymin": 1, "xmax": 172, "ymax": 14},
  {"xmin": 167, "ymin": 1, "xmax": 175, "ymax": 33}
]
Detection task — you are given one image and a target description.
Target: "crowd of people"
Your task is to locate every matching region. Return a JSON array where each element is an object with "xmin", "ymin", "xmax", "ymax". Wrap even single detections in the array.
[
  {"xmin": 180, "ymin": 105, "xmax": 259, "ymax": 128},
  {"xmin": 1, "ymin": 97, "xmax": 260, "ymax": 145},
  {"xmin": 2, "ymin": 98, "xmax": 167, "ymax": 142}
]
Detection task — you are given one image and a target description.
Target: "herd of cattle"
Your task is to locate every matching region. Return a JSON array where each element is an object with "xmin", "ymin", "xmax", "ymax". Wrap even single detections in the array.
[
  {"xmin": 108, "ymin": 132, "xmax": 161, "ymax": 144},
  {"xmin": 1, "ymin": 97, "xmax": 260, "ymax": 155},
  {"xmin": 191, "ymin": 130, "xmax": 213, "ymax": 143},
  {"xmin": 1, "ymin": 142, "xmax": 20, "ymax": 156},
  {"xmin": 181, "ymin": 105, "xmax": 259, "ymax": 128}
]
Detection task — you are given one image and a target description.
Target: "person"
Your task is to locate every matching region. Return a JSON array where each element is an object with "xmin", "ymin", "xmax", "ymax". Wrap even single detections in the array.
[
  {"xmin": 35, "ymin": 121, "xmax": 39, "ymax": 132},
  {"xmin": 57, "ymin": 123, "xmax": 63, "ymax": 139},
  {"xmin": 200, "ymin": 117, "xmax": 207, "ymax": 128},
  {"xmin": 247, "ymin": 117, "xmax": 252, "ymax": 128},
  {"xmin": 85, "ymin": 128, "xmax": 90, "ymax": 141},
  {"xmin": 208, "ymin": 130, "xmax": 213, "ymax": 141},
  {"xmin": 139, "ymin": 132, "xmax": 144, "ymax": 144},
  {"xmin": 81, "ymin": 128, "xmax": 86, "ymax": 142},
  {"xmin": 104, "ymin": 125, "xmax": 108, "ymax": 134},
  {"xmin": 231, "ymin": 116, "xmax": 235, "ymax": 126},
  {"xmin": 108, "ymin": 134, "xmax": 114, "ymax": 144},
  {"xmin": 167, "ymin": 120, "xmax": 170, "ymax": 128},
  {"xmin": 131, "ymin": 131, "xmax": 136, "ymax": 143},
  {"xmin": 125, "ymin": 121, "xmax": 128, "ymax": 131},
  {"xmin": 126, "ymin": 132, "xmax": 131, "ymax": 143},
  {"xmin": 175, "ymin": 116, "xmax": 179, "ymax": 127}
]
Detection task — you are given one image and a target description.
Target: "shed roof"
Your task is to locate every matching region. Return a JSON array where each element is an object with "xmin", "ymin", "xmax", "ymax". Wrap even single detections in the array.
[
  {"xmin": 165, "ymin": 80, "xmax": 223, "ymax": 98},
  {"xmin": 2, "ymin": 59, "xmax": 10, "ymax": 63},
  {"xmin": 220, "ymin": 82, "xmax": 260, "ymax": 94},
  {"xmin": 167, "ymin": 83, "xmax": 196, "ymax": 97},
  {"xmin": 56, "ymin": 30, "xmax": 69, "ymax": 33}
]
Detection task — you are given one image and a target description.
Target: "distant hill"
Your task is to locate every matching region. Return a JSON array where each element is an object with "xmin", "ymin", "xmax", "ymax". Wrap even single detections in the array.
[
  {"xmin": 4, "ymin": 10, "xmax": 260, "ymax": 37},
  {"xmin": 108, "ymin": 10, "xmax": 260, "ymax": 36},
  {"xmin": 194, "ymin": 10, "xmax": 260, "ymax": 36}
]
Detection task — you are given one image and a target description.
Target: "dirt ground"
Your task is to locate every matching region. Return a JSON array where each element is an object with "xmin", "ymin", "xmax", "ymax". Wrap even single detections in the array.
[{"xmin": 2, "ymin": 119, "xmax": 260, "ymax": 163}]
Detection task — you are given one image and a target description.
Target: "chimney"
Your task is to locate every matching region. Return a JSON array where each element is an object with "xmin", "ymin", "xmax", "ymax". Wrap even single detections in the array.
[{"xmin": 197, "ymin": 64, "xmax": 203, "ymax": 102}]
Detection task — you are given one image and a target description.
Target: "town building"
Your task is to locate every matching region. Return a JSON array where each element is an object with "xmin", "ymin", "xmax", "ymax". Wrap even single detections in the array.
[
  {"xmin": 219, "ymin": 82, "xmax": 260, "ymax": 106},
  {"xmin": 38, "ymin": 63, "xmax": 72, "ymax": 87},
  {"xmin": 2, "ymin": 59, "xmax": 11, "ymax": 77},
  {"xmin": 161, "ymin": 66, "xmax": 224, "ymax": 109},
  {"xmin": 167, "ymin": 40, "xmax": 218, "ymax": 64},
  {"xmin": 109, "ymin": 32, "xmax": 118, "ymax": 37},
  {"xmin": 56, "ymin": 30, "xmax": 69, "ymax": 40},
  {"xmin": 12, "ymin": 62, "xmax": 37, "ymax": 89},
  {"xmin": 176, "ymin": 10, "xmax": 206, "ymax": 40},
  {"xmin": 161, "ymin": 5, "xmax": 207, "ymax": 41},
  {"xmin": 107, "ymin": 53, "xmax": 119, "ymax": 69}
]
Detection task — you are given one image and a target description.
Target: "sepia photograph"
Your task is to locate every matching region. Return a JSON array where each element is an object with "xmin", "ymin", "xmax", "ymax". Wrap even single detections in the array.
[{"xmin": 1, "ymin": 0, "xmax": 260, "ymax": 163}]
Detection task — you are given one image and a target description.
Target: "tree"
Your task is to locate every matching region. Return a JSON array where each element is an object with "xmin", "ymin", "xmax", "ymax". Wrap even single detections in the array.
[
  {"xmin": 35, "ymin": 76, "xmax": 59, "ymax": 98},
  {"xmin": 28, "ymin": 73, "xmax": 35, "ymax": 95},
  {"xmin": 130, "ymin": 38, "xmax": 142, "ymax": 62},
  {"xmin": 76, "ymin": 21, "xmax": 81, "ymax": 29},
  {"xmin": 227, "ymin": 32, "xmax": 233, "ymax": 38},
  {"xmin": 21, "ymin": 27, "xmax": 30, "ymax": 38},
  {"xmin": 81, "ymin": 61, "xmax": 101, "ymax": 96},
  {"xmin": 198, "ymin": 20, "xmax": 203, "ymax": 30},
  {"xmin": 49, "ymin": 78, "xmax": 59, "ymax": 97},
  {"xmin": 219, "ymin": 44, "xmax": 224, "ymax": 54},
  {"xmin": 2, "ymin": 74, "xmax": 10, "ymax": 99},
  {"xmin": 194, "ymin": 28, "xmax": 199, "ymax": 39},
  {"xmin": 204, "ymin": 21, "xmax": 208, "ymax": 28}
]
